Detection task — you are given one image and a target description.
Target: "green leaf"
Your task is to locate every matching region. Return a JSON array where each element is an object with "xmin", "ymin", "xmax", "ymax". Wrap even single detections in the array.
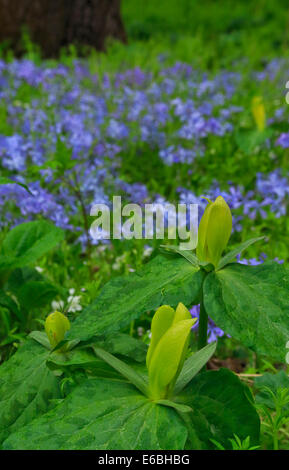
[
  {"xmin": 217, "ymin": 237, "xmax": 265, "ymax": 270},
  {"xmin": 67, "ymin": 254, "xmax": 204, "ymax": 342},
  {"xmin": 16, "ymin": 280, "xmax": 58, "ymax": 310},
  {"xmin": 93, "ymin": 347, "xmax": 148, "ymax": 396},
  {"xmin": 0, "ymin": 289, "xmax": 21, "ymax": 319},
  {"xmin": 47, "ymin": 348, "xmax": 121, "ymax": 379},
  {"xmin": 0, "ymin": 339, "xmax": 60, "ymax": 444},
  {"xmin": 177, "ymin": 368, "xmax": 260, "ymax": 449},
  {"xmin": 254, "ymin": 371, "xmax": 289, "ymax": 414},
  {"xmin": 235, "ymin": 129, "xmax": 273, "ymax": 155},
  {"xmin": 203, "ymin": 261, "xmax": 289, "ymax": 361},
  {"xmin": 156, "ymin": 400, "xmax": 192, "ymax": 413},
  {"xmin": 0, "ymin": 177, "xmax": 33, "ymax": 195},
  {"xmin": 47, "ymin": 332, "xmax": 147, "ymax": 376},
  {"xmin": 159, "ymin": 245, "xmax": 199, "ymax": 267},
  {"xmin": 174, "ymin": 342, "xmax": 217, "ymax": 395},
  {"xmin": 97, "ymin": 332, "xmax": 147, "ymax": 363},
  {"xmin": 0, "ymin": 221, "xmax": 64, "ymax": 270},
  {"xmin": 3, "ymin": 378, "xmax": 188, "ymax": 450},
  {"xmin": 29, "ymin": 331, "xmax": 51, "ymax": 350}
]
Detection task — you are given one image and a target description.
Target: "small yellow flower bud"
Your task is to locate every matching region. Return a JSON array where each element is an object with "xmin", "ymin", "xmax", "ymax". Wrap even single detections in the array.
[
  {"xmin": 45, "ymin": 311, "xmax": 70, "ymax": 350},
  {"xmin": 196, "ymin": 196, "xmax": 232, "ymax": 268},
  {"xmin": 252, "ymin": 96, "xmax": 266, "ymax": 132}
]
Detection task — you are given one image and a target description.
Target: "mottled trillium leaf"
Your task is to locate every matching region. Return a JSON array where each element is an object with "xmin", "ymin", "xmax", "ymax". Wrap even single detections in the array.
[
  {"xmin": 3, "ymin": 378, "xmax": 188, "ymax": 450},
  {"xmin": 0, "ymin": 221, "xmax": 64, "ymax": 270},
  {"xmin": 0, "ymin": 339, "xmax": 60, "ymax": 444},
  {"xmin": 47, "ymin": 348, "xmax": 122, "ymax": 379},
  {"xmin": 217, "ymin": 236, "xmax": 265, "ymax": 271},
  {"xmin": 47, "ymin": 333, "xmax": 147, "ymax": 378},
  {"xmin": 176, "ymin": 369, "xmax": 260, "ymax": 450},
  {"xmin": 3, "ymin": 370, "xmax": 259, "ymax": 450},
  {"xmin": 96, "ymin": 332, "xmax": 148, "ymax": 363},
  {"xmin": 203, "ymin": 261, "xmax": 289, "ymax": 361},
  {"xmin": 67, "ymin": 255, "xmax": 204, "ymax": 342}
]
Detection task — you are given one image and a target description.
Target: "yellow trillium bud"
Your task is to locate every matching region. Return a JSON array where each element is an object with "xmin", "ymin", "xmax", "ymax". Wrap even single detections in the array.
[
  {"xmin": 45, "ymin": 311, "xmax": 70, "ymax": 350},
  {"xmin": 252, "ymin": 96, "xmax": 266, "ymax": 132},
  {"xmin": 147, "ymin": 303, "xmax": 196, "ymax": 399},
  {"xmin": 196, "ymin": 196, "xmax": 232, "ymax": 268}
]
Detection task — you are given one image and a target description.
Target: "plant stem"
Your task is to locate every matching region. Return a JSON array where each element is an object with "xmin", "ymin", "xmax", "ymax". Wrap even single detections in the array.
[{"xmin": 198, "ymin": 295, "xmax": 208, "ymax": 351}]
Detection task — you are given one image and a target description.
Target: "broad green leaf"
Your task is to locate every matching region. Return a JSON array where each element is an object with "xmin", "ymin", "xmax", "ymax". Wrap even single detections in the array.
[
  {"xmin": 3, "ymin": 378, "xmax": 188, "ymax": 450},
  {"xmin": 67, "ymin": 254, "xmax": 204, "ymax": 342},
  {"xmin": 0, "ymin": 221, "xmax": 64, "ymax": 270},
  {"xmin": 203, "ymin": 261, "xmax": 289, "ymax": 361},
  {"xmin": 0, "ymin": 339, "xmax": 60, "ymax": 444},
  {"xmin": 217, "ymin": 237, "xmax": 265, "ymax": 270},
  {"xmin": 47, "ymin": 348, "xmax": 122, "ymax": 379},
  {"xmin": 16, "ymin": 280, "xmax": 58, "ymax": 310},
  {"xmin": 97, "ymin": 332, "xmax": 147, "ymax": 363},
  {"xmin": 235, "ymin": 129, "xmax": 273, "ymax": 155},
  {"xmin": 174, "ymin": 342, "xmax": 217, "ymax": 395},
  {"xmin": 177, "ymin": 368, "xmax": 260, "ymax": 449},
  {"xmin": 47, "ymin": 333, "xmax": 147, "ymax": 377},
  {"xmin": 0, "ymin": 177, "xmax": 33, "ymax": 195},
  {"xmin": 93, "ymin": 347, "xmax": 148, "ymax": 396},
  {"xmin": 0, "ymin": 289, "xmax": 20, "ymax": 319}
]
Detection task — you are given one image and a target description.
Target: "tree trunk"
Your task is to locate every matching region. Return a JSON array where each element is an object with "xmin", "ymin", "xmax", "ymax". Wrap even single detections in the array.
[{"xmin": 0, "ymin": 0, "xmax": 127, "ymax": 57}]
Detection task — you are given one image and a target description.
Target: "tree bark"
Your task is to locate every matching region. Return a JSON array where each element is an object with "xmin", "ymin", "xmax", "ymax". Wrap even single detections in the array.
[{"xmin": 0, "ymin": 0, "xmax": 127, "ymax": 57}]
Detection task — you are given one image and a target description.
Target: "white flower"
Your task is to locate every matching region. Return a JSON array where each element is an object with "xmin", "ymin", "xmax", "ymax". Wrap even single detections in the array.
[
  {"xmin": 137, "ymin": 327, "xmax": 144, "ymax": 337},
  {"xmin": 143, "ymin": 246, "xmax": 153, "ymax": 257},
  {"xmin": 51, "ymin": 300, "xmax": 64, "ymax": 311},
  {"xmin": 67, "ymin": 295, "xmax": 82, "ymax": 313}
]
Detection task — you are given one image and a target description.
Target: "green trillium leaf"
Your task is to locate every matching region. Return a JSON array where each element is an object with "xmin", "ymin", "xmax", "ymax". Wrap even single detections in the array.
[
  {"xmin": 0, "ymin": 339, "xmax": 60, "ymax": 444},
  {"xmin": 177, "ymin": 368, "xmax": 260, "ymax": 449},
  {"xmin": 3, "ymin": 369, "xmax": 259, "ymax": 450},
  {"xmin": 67, "ymin": 255, "xmax": 204, "ymax": 342},
  {"xmin": 203, "ymin": 261, "xmax": 289, "ymax": 360},
  {"xmin": 3, "ymin": 378, "xmax": 188, "ymax": 450}
]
